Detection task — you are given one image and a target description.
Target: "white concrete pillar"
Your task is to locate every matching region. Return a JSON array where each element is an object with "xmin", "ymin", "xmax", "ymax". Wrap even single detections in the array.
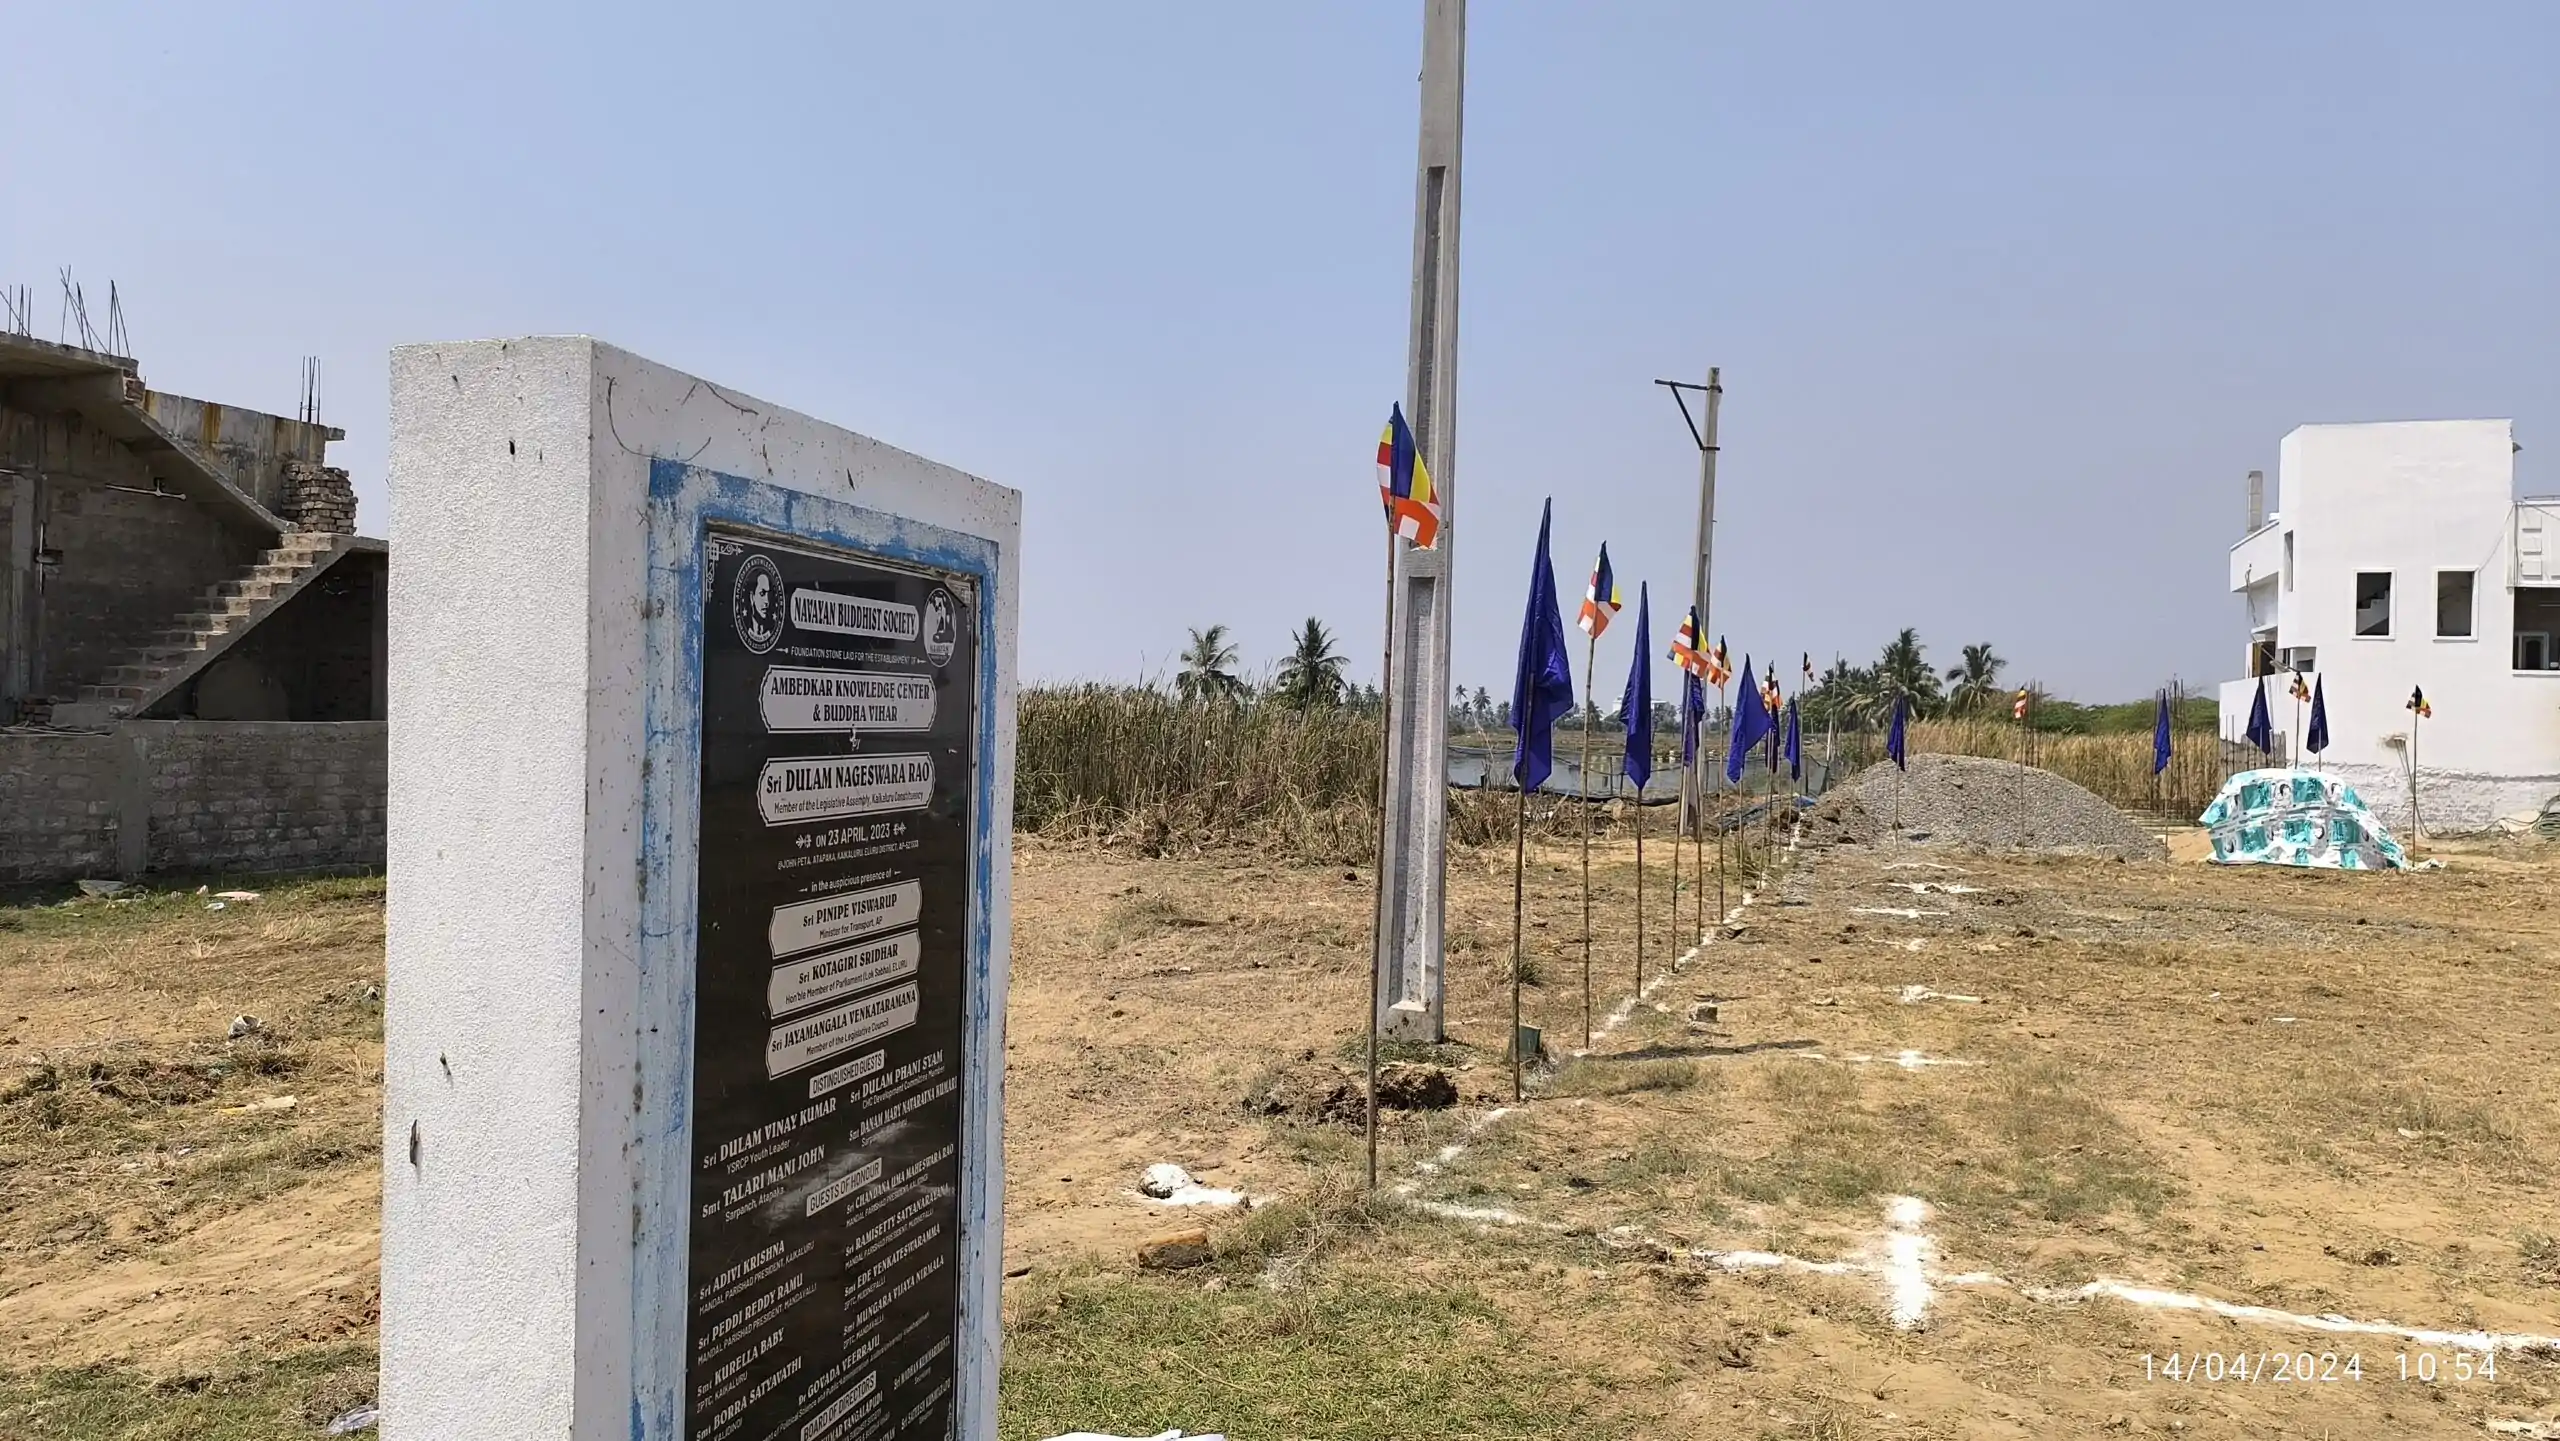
[{"xmin": 385, "ymin": 338, "xmax": 1019, "ymax": 1441}]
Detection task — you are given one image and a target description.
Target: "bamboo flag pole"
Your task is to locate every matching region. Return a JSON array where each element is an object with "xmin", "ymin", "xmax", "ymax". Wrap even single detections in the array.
[
  {"xmin": 1714, "ymin": 681, "xmax": 1730, "ymax": 911},
  {"xmin": 2405, "ymin": 688, "xmax": 2426, "ymax": 855},
  {"xmin": 1633, "ymin": 766, "xmax": 1647, "ymax": 996},
  {"xmin": 1577, "ymin": 636, "xmax": 1596, "ymax": 1048},
  {"xmin": 1667, "ymin": 734, "xmax": 1683, "ymax": 952},
  {"xmin": 1363, "ymin": 528, "xmax": 1397, "ymax": 1194},
  {"xmin": 1694, "ymin": 784, "xmax": 1705, "ymax": 936},
  {"xmin": 1508, "ymin": 776, "xmax": 1529, "ymax": 1103}
]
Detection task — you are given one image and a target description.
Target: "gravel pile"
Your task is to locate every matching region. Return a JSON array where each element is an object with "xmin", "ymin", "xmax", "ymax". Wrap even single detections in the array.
[{"xmin": 1806, "ymin": 753, "xmax": 2166, "ymax": 860}]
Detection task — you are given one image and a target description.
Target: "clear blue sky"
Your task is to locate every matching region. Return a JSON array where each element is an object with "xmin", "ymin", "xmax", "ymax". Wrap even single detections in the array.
[{"xmin": 7, "ymin": 2, "xmax": 2551, "ymax": 701}]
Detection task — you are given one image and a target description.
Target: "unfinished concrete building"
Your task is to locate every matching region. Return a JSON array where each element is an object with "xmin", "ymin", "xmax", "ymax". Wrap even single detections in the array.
[{"xmin": 0, "ymin": 331, "xmax": 386, "ymax": 883}]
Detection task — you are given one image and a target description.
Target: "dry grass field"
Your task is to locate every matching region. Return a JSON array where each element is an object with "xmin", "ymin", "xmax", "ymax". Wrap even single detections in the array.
[{"xmin": 3, "ymin": 819, "xmax": 2557, "ymax": 1439}]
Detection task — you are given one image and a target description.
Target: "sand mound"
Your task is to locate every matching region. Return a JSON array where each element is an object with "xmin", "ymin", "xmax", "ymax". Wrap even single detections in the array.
[{"xmin": 1807, "ymin": 753, "xmax": 2165, "ymax": 860}]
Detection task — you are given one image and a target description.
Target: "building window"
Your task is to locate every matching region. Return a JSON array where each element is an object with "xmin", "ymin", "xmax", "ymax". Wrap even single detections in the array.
[
  {"xmin": 2436, "ymin": 570, "xmax": 2474, "ymax": 638},
  {"xmin": 2282, "ymin": 532, "xmax": 2294, "ymax": 591},
  {"xmin": 2518, "ymin": 588, "xmax": 2560, "ymax": 671},
  {"xmin": 2354, "ymin": 572, "xmax": 2392, "ymax": 637}
]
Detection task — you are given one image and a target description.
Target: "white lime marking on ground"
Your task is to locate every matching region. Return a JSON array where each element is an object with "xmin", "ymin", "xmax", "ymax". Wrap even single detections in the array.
[
  {"xmin": 1898, "ymin": 985, "xmax": 1983, "ymax": 1005},
  {"xmin": 1626, "ymin": 1199, "xmax": 2560, "ymax": 1348},
  {"xmin": 1130, "ymin": 1163, "xmax": 1250, "ymax": 1208},
  {"xmin": 1850, "ymin": 906, "xmax": 1947, "ymax": 919},
  {"xmin": 1793, "ymin": 1050, "xmax": 1979, "ymax": 1070},
  {"xmin": 2013, "ymin": 1278, "xmax": 2560, "ymax": 1355},
  {"xmin": 1881, "ymin": 1195, "xmax": 1936, "ymax": 1327},
  {"xmin": 1407, "ymin": 1198, "xmax": 1558, "ymax": 1228}
]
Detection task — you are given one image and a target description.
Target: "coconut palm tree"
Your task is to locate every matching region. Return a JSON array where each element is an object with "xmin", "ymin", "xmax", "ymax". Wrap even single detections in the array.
[
  {"xmin": 1874, "ymin": 627, "xmax": 1943, "ymax": 718},
  {"xmin": 1943, "ymin": 642, "xmax": 2007, "ymax": 714},
  {"xmin": 1273, "ymin": 618, "xmax": 1348, "ymax": 709},
  {"xmin": 1801, "ymin": 657, "xmax": 1872, "ymax": 729},
  {"xmin": 1175, "ymin": 624, "xmax": 1245, "ymax": 703}
]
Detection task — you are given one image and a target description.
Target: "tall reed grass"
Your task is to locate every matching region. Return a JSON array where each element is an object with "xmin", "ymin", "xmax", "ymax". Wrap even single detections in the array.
[
  {"xmin": 1015, "ymin": 686, "xmax": 2241, "ymax": 859},
  {"xmin": 1016, "ymin": 685, "xmax": 1383, "ymax": 858},
  {"xmin": 1017, "ymin": 686, "xmax": 1607, "ymax": 860}
]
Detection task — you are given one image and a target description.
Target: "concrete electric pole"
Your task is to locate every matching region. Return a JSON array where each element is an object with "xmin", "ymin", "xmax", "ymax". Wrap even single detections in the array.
[
  {"xmin": 1658, "ymin": 369, "xmax": 1722, "ymax": 837},
  {"xmin": 1373, "ymin": 0, "xmax": 1465, "ymax": 1043}
]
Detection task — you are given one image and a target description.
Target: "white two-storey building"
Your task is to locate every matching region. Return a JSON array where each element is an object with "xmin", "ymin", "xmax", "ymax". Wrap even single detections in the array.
[{"xmin": 2224, "ymin": 419, "xmax": 2560, "ymax": 833}]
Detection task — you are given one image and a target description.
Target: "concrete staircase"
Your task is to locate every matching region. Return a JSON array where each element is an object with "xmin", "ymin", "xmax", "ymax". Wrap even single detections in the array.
[{"xmin": 53, "ymin": 532, "xmax": 346, "ymax": 726}]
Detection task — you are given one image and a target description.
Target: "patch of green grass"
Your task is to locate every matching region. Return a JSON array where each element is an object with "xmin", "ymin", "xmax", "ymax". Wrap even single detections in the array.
[
  {"xmin": 1758, "ymin": 1062, "xmax": 1855, "ymax": 1108},
  {"xmin": 0, "ymin": 1346, "xmax": 375, "ymax": 1441},
  {"xmin": 1609, "ymin": 1138, "xmax": 1700, "ymax": 1185},
  {"xmin": 1209, "ymin": 1176, "xmax": 1412, "ymax": 1281},
  {"xmin": 1974, "ymin": 1059, "xmax": 2175, "ymax": 1222},
  {"xmin": 1759, "ymin": 1402, "xmax": 1864, "ymax": 1440},
  {"xmin": 1001, "ymin": 1273, "xmax": 1619, "ymax": 1441},
  {"xmin": 1093, "ymin": 890, "xmax": 1206, "ymax": 950},
  {"xmin": 2517, "ymin": 1230, "xmax": 2559, "ymax": 1284},
  {"xmin": 1329, "ymin": 1034, "xmax": 1475, "ymax": 1069},
  {"xmin": 2368, "ymin": 1081, "xmax": 2524, "ymax": 1149},
  {"xmin": 1548, "ymin": 1058, "xmax": 1707, "ymax": 1098},
  {"xmin": 0, "ymin": 874, "xmax": 383, "ymax": 940}
]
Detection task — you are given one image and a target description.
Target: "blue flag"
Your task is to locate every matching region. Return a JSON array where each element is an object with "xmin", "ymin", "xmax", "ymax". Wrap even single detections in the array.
[
  {"xmin": 2306, "ymin": 676, "xmax": 2330, "ymax": 756},
  {"xmin": 1724, "ymin": 657, "xmax": 1772, "ymax": 783},
  {"xmin": 1620, "ymin": 583, "xmax": 1653, "ymax": 790},
  {"xmin": 2151, "ymin": 689, "xmax": 2173, "ymax": 776},
  {"xmin": 1509, "ymin": 499, "xmax": 1576, "ymax": 790},
  {"xmin": 1784, "ymin": 699, "xmax": 1802, "ymax": 781},
  {"xmin": 2244, "ymin": 674, "xmax": 2273, "ymax": 755},
  {"xmin": 1679, "ymin": 671, "xmax": 1705, "ymax": 769},
  {"xmin": 1886, "ymin": 692, "xmax": 1909, "ymax": 771}
]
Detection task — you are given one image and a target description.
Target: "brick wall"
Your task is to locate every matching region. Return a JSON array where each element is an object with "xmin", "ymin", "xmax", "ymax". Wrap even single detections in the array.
[
  {"xmin": 0, "ymin": 720, "xmax": 384, "ymax": 883},
  {"xmin": 178, "ymin": 552, "xmax": 383, "ymax": 722},
  {"xmin": 0, "ymin": 729, "xmax": 120, "ymax": 880},
  {"xmin": 2, "ymin": 405, "xmax": 262, "ymax": 697},
  {"xmin": 281, "ymin": 462, "xmax": 357, "ymax": 534}
]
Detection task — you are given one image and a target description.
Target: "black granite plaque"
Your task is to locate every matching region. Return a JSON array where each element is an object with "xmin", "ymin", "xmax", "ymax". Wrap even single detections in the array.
[{"xmin": 686, "ymin": 527, "xmax": 974, "ymax": 1441}]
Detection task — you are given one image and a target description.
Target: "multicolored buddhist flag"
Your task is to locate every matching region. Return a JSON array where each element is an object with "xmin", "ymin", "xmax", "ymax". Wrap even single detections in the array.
[
  {"xmin": 1376, "ymin": 403, "xmax": 1440, "ymax": 548},
  {"xmin": 1705, "ymin": 635, "xmax": 1733, "ymax": 689},
  {"xmin": 1669, "ymin": 605, "xmax": 1707, "ymax": 677},
  {"xmin": 1577, "ymin": 545, "xmax": 1622, "ymax": 638},
  {"xmin": 2012, "ymin": 687, "xmax": 2030, "ymax": 721},
  {"xmin": 2407, "ymin": 685, "xmax": 2431, "ymax": 719},
  {"xmin": 2288, "ymin": 670, "xmax": 2312, "ymax": 704}
]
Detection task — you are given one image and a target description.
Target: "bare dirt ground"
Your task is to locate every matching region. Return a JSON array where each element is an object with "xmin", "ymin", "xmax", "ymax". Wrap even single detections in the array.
[{"xmin": 5, "ymin": 818, "xmax": 2558, "ymax": 1439}]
